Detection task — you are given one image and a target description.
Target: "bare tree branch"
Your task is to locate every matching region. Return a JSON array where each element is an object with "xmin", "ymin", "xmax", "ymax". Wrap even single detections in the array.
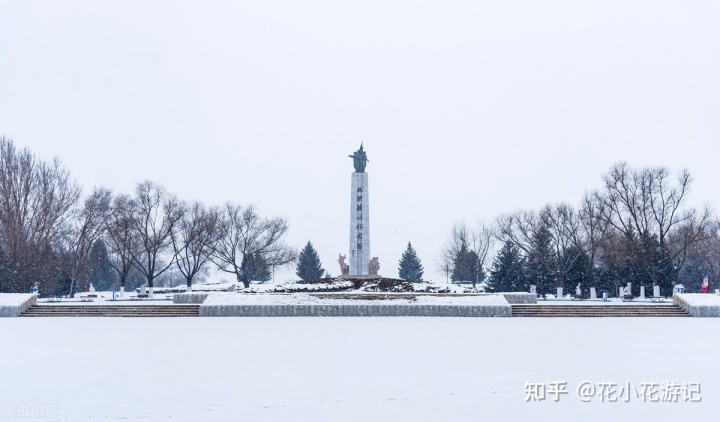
[
  {"xmin": 211, "ymin": 203, "xmax": 296, "ymax": 288},
  {"xmin": 171, "ymin": 201, "xmax": 219, "ymax": 290},
  {"xmin": 127, "ymin": 181, "xmax": 185, "ymax": 297}
]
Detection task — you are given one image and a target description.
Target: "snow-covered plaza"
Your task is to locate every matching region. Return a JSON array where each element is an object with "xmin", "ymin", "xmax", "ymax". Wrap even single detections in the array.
[{"xmin": 1, "ymin": 317, "xmax": 717, "ymax": 421}]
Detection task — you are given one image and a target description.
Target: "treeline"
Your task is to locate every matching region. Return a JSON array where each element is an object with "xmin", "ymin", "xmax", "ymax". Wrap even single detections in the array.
[
  {"xmin": 441, "ymin": 163, "xmax": 719, "ymax": 296},
  {"xmin": 0, "ymin": 137, "xmax": 295, "ymax": 296}
]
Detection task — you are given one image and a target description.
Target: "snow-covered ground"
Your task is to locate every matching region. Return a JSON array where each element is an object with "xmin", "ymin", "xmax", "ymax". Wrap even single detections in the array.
[
  {"xmin": 240, "ymin": 280, "xmax": 480, "ymax": 294},
  {"xmin": 0, "ymin": 318, "xmax": 717, "ymax": 421},
  {"xmin": 674, "ymin": 293, "xmax": 720, "ymax": 317},
  {"xmin": 31, "ymin": 292, "xmax": 702, "ymax": 308},
  {"xmin": 675, "ymin": 293, "xmax": 720, "ymax": 306},
  {"xmin": 0, "ymin": 293, "xmax": 34, "ymax": 306},
  {"xmin": 35, "ymin": 299, "xmax": 180, "ymax": 306},
  {"xmin": 72, "ymin": 280, "xmax": 484, "ymax": 296},
  {"xmin": 0, "ymin": 293, "xmax": 36, "ymax": 316},
  {"xmin": 535, "ymin": 298, "xmax": 678, "ymax": 306}
]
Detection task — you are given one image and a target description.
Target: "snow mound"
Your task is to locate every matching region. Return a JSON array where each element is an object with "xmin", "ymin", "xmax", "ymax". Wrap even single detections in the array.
[
  {"xmin": 0, "ymin": 293, "xmax": 36, "ymax": 317},
  {"xmin": 674, "ymin": 293, "xmax": 720, "ymax": 317}
]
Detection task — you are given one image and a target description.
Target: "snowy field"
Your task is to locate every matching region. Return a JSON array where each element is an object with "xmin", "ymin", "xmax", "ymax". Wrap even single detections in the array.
[{"xmin": 0, "ymin": 318, "xmax": 717, "ymax": 422}]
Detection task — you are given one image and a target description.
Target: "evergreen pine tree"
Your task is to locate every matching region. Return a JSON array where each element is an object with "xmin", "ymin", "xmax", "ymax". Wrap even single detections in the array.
[
  {"xmin": 451, "ymin": 243, "xmax": 481, "ymax": 283},
  {"xmin": 85, "ymin": 239, "xmax": 118, "ymax": 291},
  {"xmin": 637, "ymin": 231, "xmax": 675, "ymax": 296},
  {"xmin": 124, "ymin": 268, "xmax": 146, "ymax": 292},
  {"xmin": 626, "ymin": 231, "xmax": 675, "ymax": 296},
  {"xmin": 398, "ymin": 242, "xmax": 424, "ymax": 281},
  {"xmin": 255, "ymin": 253, "xmax": 272, "ymax": 282},
  {"xmin": 564, "ymin": 246, "xmax": 593, "ymax": 296},
  {"xmin": 525, "ymin": 225, "xmax": 556, "ymax": 295},
  {"xmin": 241, "ymin": 252, "xmax": 271, "ymax": 283},
  {"xmin": 296, "ymin": 241, "xmax": 325, "ymax": 281},
  {"xmin": 678, "ymin": 239, "xmax": 718, "ymax": 292},
  {"xmin": 488, "ymin": 241, "xmax": 525, "ymax": 292}
]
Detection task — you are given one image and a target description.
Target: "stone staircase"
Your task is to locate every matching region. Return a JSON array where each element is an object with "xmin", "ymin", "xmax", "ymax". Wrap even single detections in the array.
[
  {"xmin": 21, "ymin": 304, "xmax": 200, "ymax": 317},
  {"xmin": 511, "ymin": 304, "xmax": 689, "ymax": 317}
]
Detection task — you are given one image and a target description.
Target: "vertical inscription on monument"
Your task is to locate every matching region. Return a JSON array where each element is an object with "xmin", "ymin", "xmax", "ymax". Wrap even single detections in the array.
[{"xmin": 348, "ymin": 144, "xmax": 370, "ymax": 275}]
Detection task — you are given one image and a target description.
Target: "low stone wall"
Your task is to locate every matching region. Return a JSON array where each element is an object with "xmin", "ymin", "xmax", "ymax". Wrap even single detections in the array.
[
  {"xmin": 173, "ymin": 293, "xmax": 209, "ymax": 304},
  {"xmin": 0, "ymin": 293, "xmax": 37, "ymax": 317},
  {"xmin": 674, "ymin": 293, "xmax": 720, "ymax": 317},
  {"xmin": 200, "ymin": 304, "xmax": 511, "ymax": 317},
  {"xmin": 502, "ymin": 293, "xmax": 537, "ymax": 304}
]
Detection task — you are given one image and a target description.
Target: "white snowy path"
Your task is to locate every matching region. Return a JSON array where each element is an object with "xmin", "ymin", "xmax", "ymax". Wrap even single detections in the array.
[{"xmin": 0, "ymin": 318, "xmax": 717, "ymax": 422}]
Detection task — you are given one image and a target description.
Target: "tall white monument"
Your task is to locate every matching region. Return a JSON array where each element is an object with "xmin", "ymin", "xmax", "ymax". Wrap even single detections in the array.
[{"xmin": 348, "ymin": 144, "xmax": 370, "ymax": 275}]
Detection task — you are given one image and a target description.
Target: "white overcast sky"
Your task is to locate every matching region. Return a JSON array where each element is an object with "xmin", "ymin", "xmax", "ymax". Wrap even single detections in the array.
[{"xmin": 1, "ymin": 1, "xmax": 719, "ymax": 283}]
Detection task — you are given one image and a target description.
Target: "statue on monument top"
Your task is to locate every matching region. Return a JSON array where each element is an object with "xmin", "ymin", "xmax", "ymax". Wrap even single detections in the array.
[{"xmin": 348, "ymin": 143, "xmax": 369, "ymax": 173}]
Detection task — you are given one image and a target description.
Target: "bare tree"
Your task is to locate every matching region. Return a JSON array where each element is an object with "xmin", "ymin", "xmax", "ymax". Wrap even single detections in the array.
[
  {"xmin": 597, "ymin": 162, "xmax": 712, "ymax": 267},
  {"xmin": 472, "ymin": 223, "xmax": 494, "ymax": 271},
  {"xmin": 62, "ymin": 188, "xmax": 112, "ymax": 296},
  {"xmin": 211, "ymin": 203, "xmax": 296, "ymax": 288},
  {"xmin": 666, "ymin": 209, "xmax": 714, "ymax": 270},
  {"xmin": 438, "ymin": 222, "xmax": 472, "ymax": 275},
  {"xmin": 544, "ymin": 204, "xmax": 583, "ymax": 252},
  {"xmin": 497, "ymin": 206, "xmax": 589, "ymax": 292},
  {"xmin": 578, "ymin": 192, "xmax": 610, "ymax": 266},
  {"xmin": 171, "ymin": 201, "xmax": 219, "ymax": 291},
  {"xmin": 104, "ymin": 194, "xmax": 139, "ymax": 298},
  {"xmin": 494, "ymin": 211, "xmax": 539, "ymax": 254},
  {"xmin": 128, "ymin": 181, "xmax": 185, "ymax": 298},
  {"xmin": 0, "ymin": 137, "xmax": 81, "ymax": 293},
  {"xmin": 438, "ymin": 221, "xmax": 494, "ymax": 285},
  {"xmin": 703, "ymin": 220, "xmax": 720, "ymax": 279},
  {"xmin": 542, "ymin": 204, "xmax": 588, "ymax": 291}
]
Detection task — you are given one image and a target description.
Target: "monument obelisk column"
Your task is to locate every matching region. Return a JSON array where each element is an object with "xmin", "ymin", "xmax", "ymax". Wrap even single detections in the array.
[{"xmin": 348, "ymin": 144, "xmax": 370, "ymax": 276}]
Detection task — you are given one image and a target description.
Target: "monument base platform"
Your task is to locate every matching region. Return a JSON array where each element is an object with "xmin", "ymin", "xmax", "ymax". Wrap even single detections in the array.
[{"xmin": 199, "ymin": 293, "xmax": 511, "ymax": 317}]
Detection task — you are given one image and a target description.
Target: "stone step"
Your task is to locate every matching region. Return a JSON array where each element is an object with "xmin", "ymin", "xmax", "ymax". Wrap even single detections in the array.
[
  {"xmin": 23, "ymin": 311, "xmax": 198, "ymax": 314},
  {"xmin": 24, "ymin": 308, "xmax": 198, "ymax": 310},
  {"xmin": 511, "ymin": 310, "xmax": 687, "ymax": 313},
  {"xmin": 27, "ymin": 306, "xmax": 199, "ymax": 309},
  {"xmin": 511, "ymin": 309, "xmax": 686, "ymax": 312},
  {"xmin": 21, "ymin": 314, "xmax": 197, "ymax": 317},
  {"xmin": 511, "ymin": 307, "xmax": 681, "ymax": 311},
  {"xmin": 511, "ymin": 304, "xmax": 686, "ymax": 309},
  {"xmin": 512, "ymin": 312, "xmax": 688, "ymax": 314},
  {"xmin": 24, "ymin": 310, "xmax": 199, "ymax": 313},
  {"xmin": 512, "ymin": 307, "xmax": 683, "ymax": 310},
  {"xmin": 511, "ymin": 304, "xmax": 689, "ymax": 317},
  {"xmin": 22, "ymin": 314, "xmax": 199, "ymax": 317},
  {"xmin": 512, "ymin": 312, "xmax": 687, "ymax": 315},
  {"xmin": 511, "ymin": 310, "xmax": 685, "ymax": 313},
  {"xmin": 21, "ymin": 305, "xmax": 200, "ymax": 317},
  {"xmin": 24, "ymin": 308, "xmax": 198, "ymax": 312},
  {"xmin": 26, "ymin": 308, "xmax": 199, "ymax": 311},
  {"xmin": 23, "ymin": 310, "xmax": 199, "ymax": 313},
  {"xmin": 512, "ymin": 315, "xmax": 689, "ymax": 317},
  {"xmin": 30, "ymin": 305, "xmax": 199, "ymax": 308},
  {"xmin": 512, "ymin": 305, "xmax": 678, "ymax": 308}
]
